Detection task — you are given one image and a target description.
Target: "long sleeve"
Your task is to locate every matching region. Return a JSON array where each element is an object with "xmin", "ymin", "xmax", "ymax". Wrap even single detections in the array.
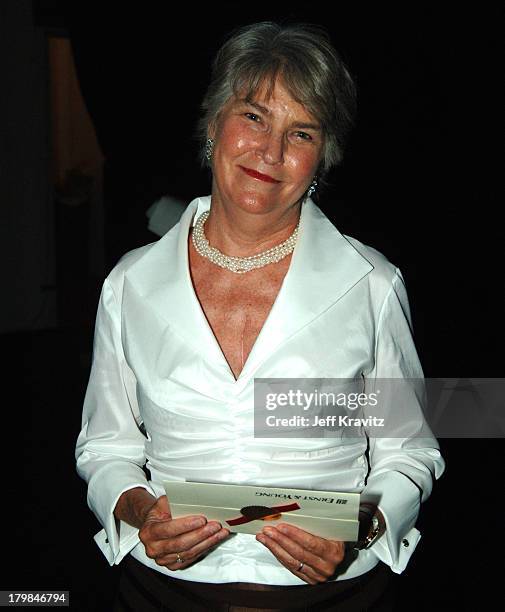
[
  {"xmin": 361, "ymin": 269, "xmax": 445, "ymax": 573},
  {"xmin": 75, "ymin": 278, "xmax": 156, "ymax": 565}
]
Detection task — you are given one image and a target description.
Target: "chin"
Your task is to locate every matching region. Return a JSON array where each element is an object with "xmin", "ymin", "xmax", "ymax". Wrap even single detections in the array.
[
  {"xmin": 239, "ymin": 193, "xmax": 276, "ymax": 214},
  {"xmin": 230, "ymin": 187, "xmax": 301, "ymax": 217}
]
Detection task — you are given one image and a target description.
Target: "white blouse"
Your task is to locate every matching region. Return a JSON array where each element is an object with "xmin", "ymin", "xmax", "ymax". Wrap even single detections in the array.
[{"xmin": 75, "ymin": 195, "xmax": 445, "ymax": 585}]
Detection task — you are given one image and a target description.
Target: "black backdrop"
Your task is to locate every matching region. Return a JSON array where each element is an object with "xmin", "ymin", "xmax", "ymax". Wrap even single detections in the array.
[
  {"xmin": 4, "ymin": 2, "xmax": 502, "ymax": 610},
  {"xmin": 66, "ymin": 3, "xmax": 503, "ymax": 377}
]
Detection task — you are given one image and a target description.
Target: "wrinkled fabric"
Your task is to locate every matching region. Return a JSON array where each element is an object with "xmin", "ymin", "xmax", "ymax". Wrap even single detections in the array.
[{"xmin": 76, "ymin": 195, "xmax": 444, "ymax": 585}]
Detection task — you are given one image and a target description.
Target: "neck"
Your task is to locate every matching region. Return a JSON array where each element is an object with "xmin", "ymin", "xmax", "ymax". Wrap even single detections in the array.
[{"xmin": 203, "ymin": 193, "xmax": 302, "ymax": 258}]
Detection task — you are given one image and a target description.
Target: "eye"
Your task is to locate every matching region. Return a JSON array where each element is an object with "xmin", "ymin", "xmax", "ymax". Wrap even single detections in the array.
[
  {"xmin": 294, "ymin": 131, "xmax": 312, "ymax": 141},
  {"xmin": 245, "ymin": 112, "xmax": 261, "ymax": 122}
]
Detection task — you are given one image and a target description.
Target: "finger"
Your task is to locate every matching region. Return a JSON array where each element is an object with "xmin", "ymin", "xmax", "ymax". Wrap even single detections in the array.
[
  {"xmin": 274, "ymin": 524, "xmax": 325, "ymax": 555},
  {"xmin": 275, "ymin": 523, "xmax": 345, "ymax": 566},
  {"xmin": 157, "ymin": 527, "xmax": 230, "ymax": 570},
  {"xmin": 141, "ymin": 515, "xmax": 209, "ymax": 558},
  {"xmin": 256, "ymin": 532, "xmax": 323, "ymax": 585},
  {"xmin": 154, "ymin": 552, "xmax": 202, "ymax": 571},
  {"xmin": 256, "ymin": 532, "xmax": 326, "ymax": 585},
  {"xmin": 260, "ymin": 526, "xmax": 340, "ymax": 580},
  {"xmin": 144, "ymin": 514, "xmax": 207, "ymax": 541},
  {"xmin": 160, "ymin": 521, "xmax": 224, "ymax": 555},
  {"xmin": 148, "ymin": 521, "xmax": 225, "ymax": 560}
]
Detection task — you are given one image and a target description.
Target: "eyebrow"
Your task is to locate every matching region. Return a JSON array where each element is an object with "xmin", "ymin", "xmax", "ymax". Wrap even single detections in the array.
[{"xmin": 239, "ymin": 99, "xmax": 321, "ymax": 131}]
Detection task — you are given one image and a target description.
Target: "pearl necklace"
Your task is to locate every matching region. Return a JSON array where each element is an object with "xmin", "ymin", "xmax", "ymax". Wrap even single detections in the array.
[{"xmin": 192, "ymin": 210, "xmax": 299, "ymax": 274}]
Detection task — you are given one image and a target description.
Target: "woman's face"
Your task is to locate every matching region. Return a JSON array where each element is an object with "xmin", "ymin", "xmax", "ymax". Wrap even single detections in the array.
[{"xmin": 209, "ymin": 79, "xmax": 324, "ymax": 218}]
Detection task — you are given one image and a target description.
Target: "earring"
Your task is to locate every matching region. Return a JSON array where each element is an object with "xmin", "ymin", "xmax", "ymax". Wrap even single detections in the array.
[
  {"xmin": 307, "ymin": 177, "xmax": 318, "ymax": 198},
  {"xmin": 205, "ymin": 138, "xmax": 214, "ymax": 162}
]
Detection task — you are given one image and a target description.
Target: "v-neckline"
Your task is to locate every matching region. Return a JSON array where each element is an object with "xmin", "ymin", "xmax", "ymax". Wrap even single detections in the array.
[{"xmin": 183, "ymin": 211, "xmax": 293, "ymax": 384}]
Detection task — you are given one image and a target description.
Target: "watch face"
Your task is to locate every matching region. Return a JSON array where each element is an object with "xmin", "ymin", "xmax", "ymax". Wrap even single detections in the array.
[
  {"xmin": 365, "ymin": 517, "xmax": 380, "ymax": 547},
  {"xmin": 354, "ymin": 513, "xmax": 381, "ymax": 550}
]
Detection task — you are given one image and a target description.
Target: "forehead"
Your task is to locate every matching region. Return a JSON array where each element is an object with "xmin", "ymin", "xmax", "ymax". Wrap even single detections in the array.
[{"xmin": 231, "ymin": 78, "xmax": 318, "ymax": 123}]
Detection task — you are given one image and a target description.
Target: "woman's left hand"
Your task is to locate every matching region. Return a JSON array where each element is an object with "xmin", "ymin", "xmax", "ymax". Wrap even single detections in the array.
[{"xmin": 256, "ymin": 523, "xmax": 345, "ymax": 585}]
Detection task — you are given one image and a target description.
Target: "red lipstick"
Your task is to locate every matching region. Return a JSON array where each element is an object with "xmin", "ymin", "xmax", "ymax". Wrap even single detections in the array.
[{"xmin": 239, "ymin": 166, "xmax": 280, "ymax": 183}]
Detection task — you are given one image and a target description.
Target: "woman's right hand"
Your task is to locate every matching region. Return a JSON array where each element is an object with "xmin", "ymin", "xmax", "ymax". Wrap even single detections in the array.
[{"xmin": 138, "ymin": 494, "xmax": 230, "ymax": 570}]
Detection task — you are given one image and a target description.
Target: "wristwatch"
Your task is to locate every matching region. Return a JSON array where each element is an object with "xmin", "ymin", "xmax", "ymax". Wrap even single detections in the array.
[{"xmin": 354, "ymin": 514, "xmax": 381, "ymax": 550}]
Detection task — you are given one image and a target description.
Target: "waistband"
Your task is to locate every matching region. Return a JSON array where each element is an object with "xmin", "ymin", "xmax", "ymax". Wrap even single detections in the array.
[{"xmin": 116, "ymin": 554, "xmax": 391, "ymax": 611}]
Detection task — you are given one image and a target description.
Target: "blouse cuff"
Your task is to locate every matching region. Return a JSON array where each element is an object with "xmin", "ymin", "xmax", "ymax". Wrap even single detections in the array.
[
  {"xmin": 87, "ymin": 462, "xmax": 156, "ymax": 565},
  {"xmin": 360, "ymin": 471, "xmax": 422, "ymax": 574}
]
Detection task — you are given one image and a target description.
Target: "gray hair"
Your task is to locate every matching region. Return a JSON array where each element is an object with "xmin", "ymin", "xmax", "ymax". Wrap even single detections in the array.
[{"xmin": 196, "ymin": 21, "xmax": 357, "ymax": 178}]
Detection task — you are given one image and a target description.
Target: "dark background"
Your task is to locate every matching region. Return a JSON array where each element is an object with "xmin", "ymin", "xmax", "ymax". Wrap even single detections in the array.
[{"xmin": 2, "ymin": 2, "xmax": 502, "ymax": 610}]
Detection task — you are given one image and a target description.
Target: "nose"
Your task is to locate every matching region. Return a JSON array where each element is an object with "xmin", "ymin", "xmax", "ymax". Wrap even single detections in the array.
[{"xmin": 258, "ymin": 132, "xmax": 284, "ymax": 165}]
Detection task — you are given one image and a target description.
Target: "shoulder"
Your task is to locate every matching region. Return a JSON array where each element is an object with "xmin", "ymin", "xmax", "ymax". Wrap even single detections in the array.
[
  {"xmin": 341, "ymin": 235, "xmax": 414, "ymax": 333},
  {"xmin": 342, "ymin": 233, "xmax": 404, "ymax": 294},
  {"xmin": 309, "ymin": 200, "xmax": 402, "ymax": 293},
  {"xmin": 103, "ymin": 241, "xmax": 159, "ymax": 298},
  {"xmin": 101, "ymin": 195, "xmax": 202, "ymax": 300}
]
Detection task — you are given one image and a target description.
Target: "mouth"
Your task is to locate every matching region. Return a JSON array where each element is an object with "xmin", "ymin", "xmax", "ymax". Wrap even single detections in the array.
[{"xmin": 239, "ymin": 166, "xmax": 281, "ymax": 184}]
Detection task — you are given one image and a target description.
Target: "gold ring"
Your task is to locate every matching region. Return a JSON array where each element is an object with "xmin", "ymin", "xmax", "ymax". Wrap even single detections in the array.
[
  {"xmin": 175, "ymin": 552, "xmax": 184, "ymax": 564},
  {"xmin": 297, "ymin": 561, "xmax": 304, "ymax": 572}
]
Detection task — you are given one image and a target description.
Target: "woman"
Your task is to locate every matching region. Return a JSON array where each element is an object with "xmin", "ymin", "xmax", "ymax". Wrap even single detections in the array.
[{"xmin": 76, "ymin": 22, "xmax": 444, "ymax": 611}]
